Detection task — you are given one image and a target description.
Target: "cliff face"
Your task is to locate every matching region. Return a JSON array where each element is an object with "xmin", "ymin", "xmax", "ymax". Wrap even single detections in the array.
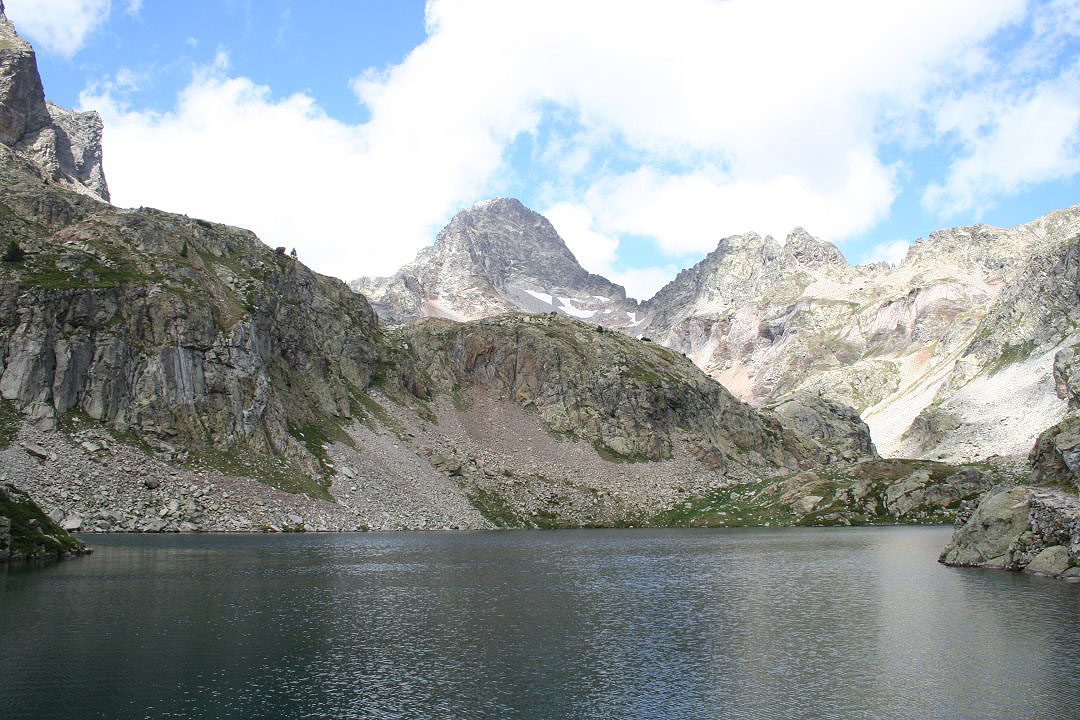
[
  {"xmin": 0, "ymin": 8, "xmax": 108, "ymax": 201},
  {"xmin": 0, "ymin": 175, "xmax": 391, "ymax": 495},
  {"xmin": 901, "ymin": 222, "xmax": 1080, "ymax": 461},
  {"xmin": 0, "ymin": 2, "xmax": 397, "ymax": 496}
]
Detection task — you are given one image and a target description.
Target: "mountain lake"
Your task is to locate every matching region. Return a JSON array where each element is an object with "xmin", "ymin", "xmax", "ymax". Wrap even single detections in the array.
[{"xmin": 2, "ymin": 526, "xmax": 1078, "ymax": 719}]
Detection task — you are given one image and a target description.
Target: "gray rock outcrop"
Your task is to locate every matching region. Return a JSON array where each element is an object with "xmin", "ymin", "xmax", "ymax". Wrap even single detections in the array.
[
  {"xmin": 764, "ymin": 392, "xmax": 878, "ymax": 461},
  {"xmin": 401, "ymin": 313, "xmax": 824, "ymax": 470},
  {"xmin": 1029, "ymin": 412, "xmax": 1080, "ymax": 490},
  {"xmin": 1054, "ymin": 345, "xmax": 1080, "ymax": 409},
  {"xmin": 941, "ymin": 419, "xmax": 1080, "ymax": 579},
  {"xmin": 939, "ymin": 486, "xmax": 1033, "ymax": 568},
  {"xmin": 0, "ymin": 4, "xmax": 108, "ymax": 201}
]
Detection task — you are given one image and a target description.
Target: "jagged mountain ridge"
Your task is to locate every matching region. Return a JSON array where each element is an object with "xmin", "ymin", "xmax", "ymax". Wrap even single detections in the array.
[
  {"xmin": 355, "ymin": 194, "xmax": 1080, "ymax": 463},
  {"xmin": 641, "ymin": 205, "xmax": 1080, "ymax": 461},
  {"xmin": 352, "ymin": 198, "xmax": 642, "ymax": 328}
]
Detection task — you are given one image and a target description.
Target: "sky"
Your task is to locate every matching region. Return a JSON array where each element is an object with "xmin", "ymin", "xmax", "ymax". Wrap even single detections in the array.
[{"xmin": 8, "ymin": 0, "xmax": 1080, "ymax": 301}]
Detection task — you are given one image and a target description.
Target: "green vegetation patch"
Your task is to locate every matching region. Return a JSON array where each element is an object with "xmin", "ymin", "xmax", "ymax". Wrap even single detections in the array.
[
  {"xmin": 620, "ymin": 363, "xmax": 662, "ymax": 385},
  {"xmin": 185, "ymin": 445, "xmax": 334, "ymax": 502},
  {"xmin": 287, "ymin": 413, "xmax": 356, "ymax": 476},
  {"xmin": 647, "ymin": 477, "xmax": 802, "ymax": 528},
  {"xmin": 0, "ymin": 483, "xmax": 89, "ymax": 561},
  {"xmin": 467, "ymin": 486, "xmax": 531, "ymax": 528},
  {"xmin": 20, "ymin": 258, "xmax": 156, "ymax": 290},
  {"xmin": 0, "ymin": 399, "xmax": 19, "ymax": 450},
  {"xmin": 986, "ymin": 340, "xmax": 1037, "ymax": 376},
  {"xmin": 647, "ymin": 458, "xmax": 986, "ymax": 529},
  {"xmin": 591, "ymin": 439, "xmax": 651, "ymax": 464},
  {"xmin": 349, "ymin": 387, "xmax": 408, "ymax": 437}
]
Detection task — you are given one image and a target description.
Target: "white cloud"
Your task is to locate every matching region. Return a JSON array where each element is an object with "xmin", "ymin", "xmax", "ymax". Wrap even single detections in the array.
[
  {"xmin": 543, "ymin": 203, "xmax": 619, "ymax": 275},
  {"xmin": 6, "ymin": 0, "xmax": 110, "ymax": 57},
  {"xmin": 83, "ymin": 62, "xmax": 491, "ymax": 278},
  {"xmin": 923, "ymin": 60, "xmax": 1080, "ymax": 216},
  {"xmin": 580, "ymin": 152, "xmax": 898, "ymax": 257},
  {"xmin": 544, "ymin": 201, "xmax": 675, "ymax": 300},
  {"xmin": 83, "ymin": 0, "xmax": 1047, "ymax": 284},
  {"xmin": 125, "ymin": 0, "xmax": 142, "ymax": 15},
  {"xmin": 860, "ymin": 240, "xmax": 911, "ymax": 266}
]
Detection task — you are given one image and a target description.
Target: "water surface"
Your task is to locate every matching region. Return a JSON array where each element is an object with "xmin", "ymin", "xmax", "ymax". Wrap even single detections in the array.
[{"xmin": 2, "ymin": 527, "xmax": 1078, "ymax": 719}]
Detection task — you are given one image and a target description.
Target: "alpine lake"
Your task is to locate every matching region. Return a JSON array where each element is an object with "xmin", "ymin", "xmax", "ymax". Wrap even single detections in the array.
[{"xmin": 2, "ymin": 526, "xmax": 1079, "ymax": 719}]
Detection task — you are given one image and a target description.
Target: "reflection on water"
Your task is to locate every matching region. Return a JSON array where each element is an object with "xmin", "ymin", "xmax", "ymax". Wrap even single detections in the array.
[{"xmin": 2, "ymin": 527, "xmax": 1078, "ymax": 719}]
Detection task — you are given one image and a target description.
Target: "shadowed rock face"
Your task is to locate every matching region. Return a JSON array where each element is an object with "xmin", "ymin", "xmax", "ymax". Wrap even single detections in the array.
[
  {"xmin": 1055, "ymin": 345, "xmax": 1080, "ymax": 410},
  {"xmin": 764, "ymin": 392, "xmax": 878, "ymax": 462},
  {"xmin": 0, "ymin": 481, "xmax": 89, "ymax": 562},
  {"xmin": 401, "ymin": 313, "xmax": 824, "ymax": 470},
  {"xmin": 1030, "ymin": 413, "xmax": 1080, "ymax": 491},
  {"xmin": 0, "ymin": 4, "xmax": 108, "ymax": 201}
]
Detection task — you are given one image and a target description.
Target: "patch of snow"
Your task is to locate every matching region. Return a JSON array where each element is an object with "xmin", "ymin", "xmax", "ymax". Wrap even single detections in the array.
[
  {"xmin": 592, "ymin": 295, "xmax": 612, "ymax": 303},
  {"xmin": 525, "ymin": 289, "xmax": 553, "ymax": 305},
  {"xmin": 561, "ymin": 305, "xmax": 597, "ymax": 319}
]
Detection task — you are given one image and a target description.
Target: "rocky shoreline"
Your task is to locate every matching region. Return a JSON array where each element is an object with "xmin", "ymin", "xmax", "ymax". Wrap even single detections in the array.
[{"xmin": 940, "ymin": 485, "xmax": 1080, "ymax": 580}]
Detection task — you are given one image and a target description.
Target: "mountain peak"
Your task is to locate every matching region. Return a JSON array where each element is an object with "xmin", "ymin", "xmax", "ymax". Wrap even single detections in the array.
[
  {"xmin": 0, "ymin": 6, "xmax": 109, "ymax": 201},
  {"xmin": 782, "ymin": 227, "xmax": 846, "ymax": 267},
  {"xmin": 352, "ymin": 198, "xmax": 636, "ymax": 325}
]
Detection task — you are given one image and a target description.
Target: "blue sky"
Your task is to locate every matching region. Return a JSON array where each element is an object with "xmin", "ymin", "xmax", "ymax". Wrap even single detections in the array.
[{"xmin": 9, "ymin": 0, "xmax": 1080, "ymax": 299}]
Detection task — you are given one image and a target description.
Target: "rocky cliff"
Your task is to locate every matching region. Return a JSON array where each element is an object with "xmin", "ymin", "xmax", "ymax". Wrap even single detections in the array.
[
  {"xmin": 0, "ymin": 136, "xmax": 399, "ymax": 498},
  {"xmin": 401, "ymin": 313, "xmax": 821, "ymax": 468},
  {"xmin": 0, "ymin": 6, "xmax": 108, "ymax": 201},
  {"xmin": 639, "ymin": 211, "xmax": 1080, "ymax": 463}
]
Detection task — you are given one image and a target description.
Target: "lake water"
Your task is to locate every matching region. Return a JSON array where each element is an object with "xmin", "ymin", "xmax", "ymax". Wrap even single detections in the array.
[{"xmin": 2, "ymin": 527, "xmax": 1078, "ymax": 719}]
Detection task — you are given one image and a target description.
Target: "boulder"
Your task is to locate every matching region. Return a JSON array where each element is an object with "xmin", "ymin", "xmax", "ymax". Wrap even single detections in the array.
[
  {"xmin": 1025, "ymin": 545, "xmax": 1070, "ymax": 576},
  {"xmin": 59, "ymin": 514, "xmax": 82, "ymax": 531},
  {"xmin": 142, "ymin": 518, "xmax": 167, "ymax": 533},
  {"xmin": 766, "ymin": 392, "xmax": 878, "ymax": 460},
  {"xmin": 939, "ymin": 487, "xmax": 1031, "ymax": 568},
  {"xmin": 1029, "ymin": 412, "xmax": 1080, "ymax": 490},
  {"xmin": 20, "ymin": 442, "xmax": 50, "ymax": 460}
]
